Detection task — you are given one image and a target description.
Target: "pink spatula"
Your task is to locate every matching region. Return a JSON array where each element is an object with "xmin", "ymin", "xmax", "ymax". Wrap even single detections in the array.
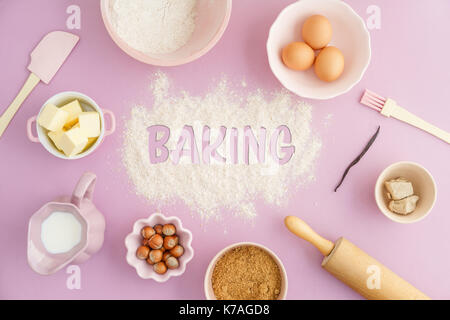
[{"xmin": 0, "ymin": 31, "xmax": 79, "ymax": 138}]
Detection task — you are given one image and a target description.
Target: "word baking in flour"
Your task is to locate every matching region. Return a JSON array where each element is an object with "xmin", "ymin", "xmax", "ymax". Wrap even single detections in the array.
[
  {"xmin": 148, "ymin": 125, "xmax": 295, "ymax": 165},
  {"xmin": 122, "ymin": 72, "xmax": 322, "ymax": 220}
]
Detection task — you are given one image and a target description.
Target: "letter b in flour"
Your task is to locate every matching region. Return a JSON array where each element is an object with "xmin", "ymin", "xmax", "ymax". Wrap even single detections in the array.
[{"xmin": 148, "ymin": 125, "xmax": 170, "ymax": 164}]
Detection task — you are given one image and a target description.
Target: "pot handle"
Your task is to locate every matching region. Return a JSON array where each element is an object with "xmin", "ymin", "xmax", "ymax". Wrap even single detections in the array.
[
  {"xmin": 71, "ymin": 172, "xmax": 97, "ymax": 208},
  {"xmin": 102, "ymin": 109, "xmax": 116, "ymax": 137},
  {"xmin": 27, "ymin": 116, "xmax": 40, "ymax": 143}
]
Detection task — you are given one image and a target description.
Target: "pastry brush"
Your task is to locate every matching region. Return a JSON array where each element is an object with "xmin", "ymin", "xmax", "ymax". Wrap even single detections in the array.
[{"xmin": 360, "ymin": 89, "xmax": 449, "ymax": 144}]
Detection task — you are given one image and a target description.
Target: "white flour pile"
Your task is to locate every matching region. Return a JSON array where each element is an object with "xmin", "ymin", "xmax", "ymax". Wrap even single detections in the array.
[
  {"xmin": 110, "ymin": 0, "xmax": 197, "ymax": 54},
  {"xmin": 122, "ymin": 72, "xmax": 322, "ymax": 220}
]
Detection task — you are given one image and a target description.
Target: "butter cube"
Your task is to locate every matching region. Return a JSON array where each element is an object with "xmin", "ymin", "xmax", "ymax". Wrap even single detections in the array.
[
  {"xmin": 78, "ymin": 112, "xmax": 101, "ymax": 138},
  {"xmin": 83, "ymin": 137, "xmax": 98, "ymax": 152},
  {"xmin": 38, "ymin": 104, "xmax": 69, "ymax": 131},
  {"xmin": 61, "ymin": 100, "xmax": 83, "ymax": 129},
  {"xmin": 48, "ymin": 129, "xmax": 65, "ymax": 150},
  {"xmin": 58, "ymin": 127, "xmax": 88, "ymax": 157}
]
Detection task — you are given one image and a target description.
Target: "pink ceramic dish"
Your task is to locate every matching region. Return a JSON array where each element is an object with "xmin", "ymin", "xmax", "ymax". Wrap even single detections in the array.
[
  {"xmin": 27, "ymin": 91, "xmax": 116, "ymax": 160},
  {"xmin": 101, "ymin": 0, "xmax": 232, "ymax": 67},
  {"xmin": 125, "ymin": 213, "xmax": 194, "ymax": 282},
  {"xmin": 27, "ymin": 172, "xmax": 106, "ymax": 275},
  {"xmin": 204, "ymin": 242, "xmax": 288, "ymax": 300}
]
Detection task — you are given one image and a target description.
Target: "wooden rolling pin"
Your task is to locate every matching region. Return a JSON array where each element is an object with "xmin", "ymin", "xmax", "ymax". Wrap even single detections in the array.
[{"xmin": 284, "ymin": 216, "xmax": 430, "ymax": 300}]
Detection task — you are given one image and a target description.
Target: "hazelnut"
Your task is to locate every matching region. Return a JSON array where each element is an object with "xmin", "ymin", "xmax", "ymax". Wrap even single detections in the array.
[
  {"xmin": 146, "ymin": 257, "xmax": 155, "ymax": 265},
  {"xmin": 160, "ymin": 246, "xmax": 166, "ymax": 253},
  {"xmin": 136, "ymin": 246, "xmax": 150, "ymax": 260},
  {"xmin": 142, "ymin": 238, "xmax": 150, "ymax": 246},
  {"xmin": 148, "ymin": 249, "xmax": 163, "ymax": 264},
  {"xmin": 154, "ymin": 224, "xmax": 163, "ymax": 235},
  {"xmin": 149, "ymin": 234, "xmax": 163, "ymax": 249},
  {"xmin": 162, "ymin": 224, "xmax": 176, "ymax": 236},
  {"xmin": 154, "ymin": 261, "xmax": 167, "ymax": 274},
  {"xmin": 170, "ymin": 245, "xmax": 184, "ymax": 258},
  {"xmin": 163, "ymin": 235, "xmax": 178, "ymax": 250},
  {"xmin": 165, "ymin": 256, "xmax": 179, "ymax": 269},
  {"xmin": 163, "ymin": 251, "xmax": 172, "ymax": 262},
  {"xmin": 141, "ymin": 226, "xmax": 155, "ymax": 239}
]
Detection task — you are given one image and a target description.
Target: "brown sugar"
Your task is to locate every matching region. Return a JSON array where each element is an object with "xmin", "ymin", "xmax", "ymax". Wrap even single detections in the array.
[{"xmin": 211, "ymin": 245, "xmax": 282, "ymax": 300}]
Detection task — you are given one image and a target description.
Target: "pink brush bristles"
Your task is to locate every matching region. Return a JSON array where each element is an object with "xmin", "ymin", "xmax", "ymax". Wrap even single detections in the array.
[{"xmin": 360, "ymin": 89, "xmax": 387, "ymax": 112}]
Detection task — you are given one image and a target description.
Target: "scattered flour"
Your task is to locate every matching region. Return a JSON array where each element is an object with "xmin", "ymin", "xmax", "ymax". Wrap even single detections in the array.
[
  {"xmin": 110, "ymin": 0, "xmax": 197, "ymax": 54},
  {"xmin": 122, "ymin": 72, "xmax": 322, "ymax": 220}
]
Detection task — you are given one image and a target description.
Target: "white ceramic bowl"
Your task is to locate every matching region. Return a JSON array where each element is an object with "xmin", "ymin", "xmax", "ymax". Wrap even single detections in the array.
[
  {"xmin": 101, "ymin": 0, "xmax": 232, "ymax": 66},
  {"xmin": 125, "ymin": 213, "xmax": 194, "ymax": 282},
  {"xmin": 27, "ymin": 91, "xmax": 115, "ymax": 160},
  {"xmin": 267, "ymin": 0, "xmax": 371, "ymax": 100},
  {"xmin": 375, "ymin": 162, "xmax": 437, "ymax": 224},
  {"xmin": 204, "ymin": 242, "xmax": 288, "ymax": 300}
]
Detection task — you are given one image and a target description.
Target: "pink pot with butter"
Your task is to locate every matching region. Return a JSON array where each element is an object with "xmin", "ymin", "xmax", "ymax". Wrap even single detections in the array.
[
  {"xmin": 27, "ymin": 91, "xmax": 115, "ymax": 160},
  {"xmin": 27, "ymin": 172, "xmax": 106, "ymax": 275}
]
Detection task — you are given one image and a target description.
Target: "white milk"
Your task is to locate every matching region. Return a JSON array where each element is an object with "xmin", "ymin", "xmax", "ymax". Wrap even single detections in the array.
[{"xmin": 41, "ymin": 211, "xmax": 82, "ymax": 254}]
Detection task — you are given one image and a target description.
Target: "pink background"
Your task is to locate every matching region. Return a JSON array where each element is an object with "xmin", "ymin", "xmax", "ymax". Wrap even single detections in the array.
[{"xmin": 0, "ymin": 0, "xmax": 449, "ymax": 300}]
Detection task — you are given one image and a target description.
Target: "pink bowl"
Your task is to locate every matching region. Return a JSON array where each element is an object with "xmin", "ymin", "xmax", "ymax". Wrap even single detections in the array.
[
  {"xmin": 101, "ymin": 0, "xmax": 232, "ymax": 66},
  {"xmin": 125, "ymin": 213, "xmax": 194, "ymax": 282},
  {"xmin": 204, "ymin": 242, "xmax": 288, "ymax": 300}
]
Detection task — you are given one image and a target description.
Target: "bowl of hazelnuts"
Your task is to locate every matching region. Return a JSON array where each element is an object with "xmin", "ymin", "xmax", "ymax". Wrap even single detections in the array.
[{"xmin": 125, "ymin": 213, "xmax": 194, "ymax": 282}]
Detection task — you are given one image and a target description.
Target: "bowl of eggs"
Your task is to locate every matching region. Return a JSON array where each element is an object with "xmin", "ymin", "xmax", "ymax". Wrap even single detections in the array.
[{"xmin": 267, "ymin": 0, "xmax": 371, "ymax": 100}]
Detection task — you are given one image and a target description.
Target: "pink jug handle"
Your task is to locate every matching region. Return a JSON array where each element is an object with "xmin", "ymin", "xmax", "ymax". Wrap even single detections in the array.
[
  {"xmin": 71, "ymin": 172, "xmax": 97, "ymax": 208},
  {"xmin": 27, "ymin": 116, "xmax": 40, "ymax": 143},
  {"xmin": 102, "ymin": 109, "xmax": 116, "ymax": 137}
]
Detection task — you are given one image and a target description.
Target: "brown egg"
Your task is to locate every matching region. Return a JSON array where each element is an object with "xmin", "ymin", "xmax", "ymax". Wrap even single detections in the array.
[
  {"xmin": 281, "ymin": 42, "xmax": 315, "ymax": 71},
  {"xmin": 314, "ymin": 46, "xmax": 345, "ymax": 82},
  {"xmin": 302, "ymin": 15, "xmax": 333, "ymax": 50}
]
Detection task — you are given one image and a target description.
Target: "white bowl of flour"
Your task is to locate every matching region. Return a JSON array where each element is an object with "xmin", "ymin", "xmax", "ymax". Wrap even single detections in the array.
[{"xmin": 101, "ymin": 0, "xmax": 232, "ymax": 66}]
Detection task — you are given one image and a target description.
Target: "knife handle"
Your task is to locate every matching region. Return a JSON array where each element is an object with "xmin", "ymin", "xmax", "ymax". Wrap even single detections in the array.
[{"xmin": 0, "ymin": 73, "xmax": 40, "ymax": 138}]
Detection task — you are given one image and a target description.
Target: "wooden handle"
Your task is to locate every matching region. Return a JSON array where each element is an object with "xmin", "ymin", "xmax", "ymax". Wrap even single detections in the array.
[
  {"xmin": 382, "ymin": 99, "xmax": 450, "ymax": 144},
  {"xmin": 284, "ymin": 216, "xmax": 335, "ymax": 256},
  {"xmin": 0, "ymin": 73, "xmax": 40, "ymax": 138}
]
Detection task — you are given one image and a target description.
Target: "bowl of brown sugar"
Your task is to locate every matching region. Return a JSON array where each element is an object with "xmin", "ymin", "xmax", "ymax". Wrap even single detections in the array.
[{"xmin": 204, "ymin": 242, "xmax": 288, "ymax": 300}]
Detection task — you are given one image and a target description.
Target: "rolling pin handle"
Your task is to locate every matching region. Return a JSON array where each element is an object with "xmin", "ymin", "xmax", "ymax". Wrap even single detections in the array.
[{"xmin": 284, "ymin": 216, "xmax": 335, "ymax": 256}]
